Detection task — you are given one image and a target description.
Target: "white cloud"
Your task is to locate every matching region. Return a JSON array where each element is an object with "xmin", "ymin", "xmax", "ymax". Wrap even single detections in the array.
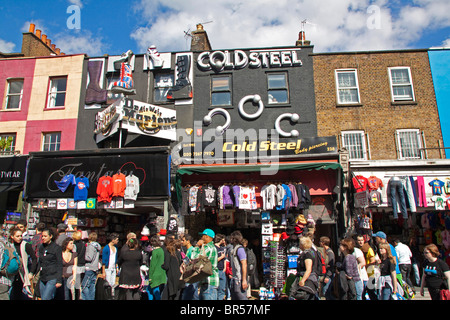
[
  {"xmin": 0, "ymin": 39, "xmax": 16, "ymax": 53},
  {"xmin": 53, "ymin": 30, "xmax": 109, "ymax": 56},
  {"xmin": 130, "ymin": 0, "xmax": 450, "ymax": 53}
]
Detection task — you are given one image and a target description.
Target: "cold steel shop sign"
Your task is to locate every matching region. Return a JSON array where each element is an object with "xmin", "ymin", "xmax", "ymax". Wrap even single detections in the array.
[{"xmin": 179, "ymin": 136, "xmax": 337, "ymax": 162}]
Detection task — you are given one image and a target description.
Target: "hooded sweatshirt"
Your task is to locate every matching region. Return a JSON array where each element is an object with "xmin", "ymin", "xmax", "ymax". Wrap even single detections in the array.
[{"xmin": 85, "ymin": 241, "xmax": 102, "ymax": 271}]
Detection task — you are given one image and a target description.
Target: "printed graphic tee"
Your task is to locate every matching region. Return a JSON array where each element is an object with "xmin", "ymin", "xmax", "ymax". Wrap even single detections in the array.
[{"xmin": 74, "ymin": 176, "xmax": 89, "ymax": 201}]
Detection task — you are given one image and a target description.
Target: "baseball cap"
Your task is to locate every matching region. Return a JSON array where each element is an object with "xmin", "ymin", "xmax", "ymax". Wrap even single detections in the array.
[
  {"xmin": 372, "ymin": 231, "xmax": 387, "ymax": 239},
  {"xmin": 199, "ymin": 228, "xmax": 215, "ymax": 239}
]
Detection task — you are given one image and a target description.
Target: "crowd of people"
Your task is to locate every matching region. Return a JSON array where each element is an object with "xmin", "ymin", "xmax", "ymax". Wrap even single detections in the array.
[{"xmin": 1, "ymin": 218, "xmax": 449, "ymax": 301}]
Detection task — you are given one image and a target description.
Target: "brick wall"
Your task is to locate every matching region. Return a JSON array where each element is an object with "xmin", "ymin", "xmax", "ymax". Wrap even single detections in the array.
[{"xmin": 313, "ymin": 50, "xmax": 444, "ymax": 160}]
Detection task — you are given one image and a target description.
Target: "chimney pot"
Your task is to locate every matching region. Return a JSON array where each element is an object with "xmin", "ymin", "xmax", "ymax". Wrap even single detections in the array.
[
  {"xmin": 46, "ymin": 39, "xmax": 51, "ymax": 46},
  {"xmin": 42, "ymin": 34, "xmax": 47, "ymax": 43},
  {"xmin": 51, "ymin": 44, "xmax": 56, "ymax": 51},
  {"xmin": 36, "ymin": 29, "xmax": 41, "ymax": 39},
  {"xmin": 55, "ymin": 48, "xmax": 61, "ymax": 54},
  {"xmin": 29, "ymin": 23, "xmax": 35, "ymax": 33}
]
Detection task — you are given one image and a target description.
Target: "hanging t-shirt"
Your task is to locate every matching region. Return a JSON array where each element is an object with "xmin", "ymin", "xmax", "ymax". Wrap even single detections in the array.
[
  {"xmin": 74, "ymin": 176, "xmax": 89, "ymax": 202},
  {"xmin": 97, "ymin": 175, "xmax": 113, "ymax": 203},
  {"xmin": 202, "ymin": 185, "xmax": 217, "ymax": 207},
  {"xmin": 239, "ymin": 186, "xmax": 252, "ymax": 210},
  {"xmin": 55, "ymin": 174, "xmax": 76, "ymax": 193},
  {"xmin": 112, "ymin": 172, "xmax": 126, "ymax": 197},
  {"xmin": 353, "ymin": 175, "xmax": 369, "ymax": 192},
  {"xmin": 124, "ymin": 174, "xmax": 140, "ymax": 200},
  {"xmin": 431, "ymin": 195, "xmax": 446, "ymax": 210},
  {"xmin": 429, "ymin": 179, "xmax": 445, "ymax": 195},
  {"xmin": 367, "ymin": 176, "xmax": 384, "ymax": 191}
]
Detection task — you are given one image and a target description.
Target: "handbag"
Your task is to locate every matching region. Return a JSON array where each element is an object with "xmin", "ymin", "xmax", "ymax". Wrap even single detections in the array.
[
  {"xmin": 440, "ymin": 289, "xmax": 450, "ymax": 300},
  {"xmin": 182, "ymin": 254, "xmax": 213, "ymax": 284}
]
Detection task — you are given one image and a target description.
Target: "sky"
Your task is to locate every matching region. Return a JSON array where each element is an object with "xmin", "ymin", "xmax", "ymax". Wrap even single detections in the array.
[{"xmin": 0, "ymin": 0, "xmax": 449, "ymax": 56}]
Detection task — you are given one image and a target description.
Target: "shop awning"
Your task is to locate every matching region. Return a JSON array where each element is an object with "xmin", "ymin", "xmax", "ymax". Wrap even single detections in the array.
[{"xmin": 177, "ymin": 160, "xmax": 342, "ymax": 175}]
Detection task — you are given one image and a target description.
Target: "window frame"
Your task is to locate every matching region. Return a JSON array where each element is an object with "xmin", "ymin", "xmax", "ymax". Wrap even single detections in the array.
[
  {"xmin": 211, "ymin": 74, "xmax": 232, "ymax": 107},
  {"xmin": 0, "ymin": 133, "xmax": 16, "ymax": 153},
  {"xmin": 267, "ymin": 72, "xmax": 289, "ymax": 105},
  {"xmin": 396, "ymin": 129, "xmax": 423, "ymax": 160},
  {"xmin": 341, "ymin": 130, "xmax": 368, "ymax": 161},
  {"xmin": 42, "ymin": 132, "xmax": 61, "ymax": 152},
  {"xmin": 46, "ymin": 76, "xmax": 68, "ymax": 109},
  {"xmin": 388, "ymin": 67, "xmax": 415, "ymax": 102},
  {"xmin": 153, "ymin": 72, "xmax": 174, "ymax": 104},
  {"xmin": 335, "ymin": 69, "xmax": 361, "ymax": 105},
  {"xmin": 5, "ymin": 78, "xmax": 24, "ymax": 110}
]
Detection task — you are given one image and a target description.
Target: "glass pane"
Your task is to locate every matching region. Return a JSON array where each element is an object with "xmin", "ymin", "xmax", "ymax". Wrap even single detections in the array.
[
  {"xmin": 154, "ymin": 74, "xmax": 173, "ymax": 88},
  {"xmin": 212, "ymin": 77, "xmax": 230, "ymax": 91},
  {"xmin": 7, "ymin": 95, "xmax": 21, "ymax": 109},
  {"xmin": 154, "ymin": 88, "xmax": 170, "ymax": 102},
  {"xmin": 268, "ymin": 90, "xmax": 288, "ymax": 104},
  {"xmin": 393, "ymin": 85, "xmax": 412, "ymax": 100},
  {"xmin": 212, "ymin": 92, "xmax": 231, "ymax": 106},
  {"xmin": 391, "ymin": 69, "xmax": 410, "ymax": 84},
  {"xmin": 399, "ymin": 131, "xmax": 421, "ymax": 159},
  {"xmin": 54, "ymin": 78, "xmax": 67, "ymax": 91},
  {"xmin": 337, "ymin": 72, "xmax": 356, "ymax": 88},
  {"xmin": 339, "ymin": 89, "xmax": 359, "ymax": 103},
  {"xmin": 268, "ymin": 74, "xmax": 286, "ymax": 89},
  {"xmin": 9, "ymin": 80, "xmax": 23, "ymax": 94},
  {"xmin": 54, "ymin": 92, "xmax": 66, "ymax": 107},
  {"xmin": 343, "ymin": 133, "xmax": 365, "ymax": 160}
]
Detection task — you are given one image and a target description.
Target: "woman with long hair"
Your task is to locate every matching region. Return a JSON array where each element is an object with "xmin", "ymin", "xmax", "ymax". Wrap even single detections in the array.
[
  {"xmin": 162, "ymin": 238, "xmax": 183, "ymax": 300},
  {"xmin": 61, "ymin": 237, "xmax": 78, "ymax": 300},
  {"xmin": 378, "ymin": 243, "xmax": 398, "ymax": 300},
  {"xmin": 117, "ymin": 237, "xmax": 143, "ymax": 300}
]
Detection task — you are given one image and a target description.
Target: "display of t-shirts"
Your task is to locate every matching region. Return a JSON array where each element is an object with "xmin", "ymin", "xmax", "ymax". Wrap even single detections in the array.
[
  {"xmin": 238, "ymin": 186, "xmax": 257, "ymax": 210},
  {"xmin": 429, "ymin": 179, "xmax": 445, "ymax": 195},
  {"xmin": 261, "ymin": 184, "xmax": 277, "ymax": 210},
  {"xmin": 431, "ymin": 195, "xmax": 446, "ymax": 210},
  {"xmin": 367, "ymin": 176, "xmax": 383, "ymax": 191},
  {"xmin": 221, "ymin": 185, "xmax": 234, "ymax": 208},
  {"xmin": 202, "ymin": 185, "xmax": 217, "ymax": 207},
  {"xmin": 112, "ymin": 172, "xmax": 126, "ymax": 197},
  {"xmin": 289, "ymin": 184, "xmax": 298, "ymax": 208},
  {"xmin": 97, "ymin": 175, "xmax": 113, "ymax": 203},
  {"xmin": 124, "ymin": 174, "xmax": 140, "ymax": 201},
  {"xmin": 352, "ymin": 175, "xmax": 368, "ymax": 192},
  {"xmin": 369, "ymin": 190, "xmax": 382, "ymax": 206},
  {"xmin": 74, "ymin": 176, "xmax": 89, "ymax": 202},
  {"xmin": 276, "ymin": 184, "xmax": 291, "ymax": 211},
  {"xmin": 445, "ymin": 178, "xmax": 450, "ymax": 194},
  {"xmin": 55, "ymin": 174, "xmax": 76, "ymax": 192}
]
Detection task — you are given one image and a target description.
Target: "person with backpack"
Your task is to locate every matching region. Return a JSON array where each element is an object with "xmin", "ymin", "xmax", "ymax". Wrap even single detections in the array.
[
  {"xmin": 229, "ymin": 230, "xmax": 248, "ymax": 300},
  {"xmin": 6, "ymin": 227, "xmax": 37, "ymax": 300},
  {"xmin": 0, "ymin": 231, "xmax": 13, "ymax": 300},
  {"xmin": 289, "ymin": 236, "xmax": 319, "ymax": 300}
]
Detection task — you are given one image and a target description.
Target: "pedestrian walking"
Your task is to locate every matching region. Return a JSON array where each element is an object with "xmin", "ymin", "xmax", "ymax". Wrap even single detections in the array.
[
  {"xmin": 420, "ymin": 244, "xmax": 450, "ymax": 300},
  {"xmin": 229, "ymin": 230, "xmax": 248, "ymax": 300},
  {"xmin": 117, "ymin": 237, "xmax": 143, "ymax": 300},
  {"xmin": 81, "ymin": 232, "xmax": 101, "ymax": 300},
  {"xmin": 61, "ymin": 237, "xmax": 78, "ymax": 300},
  {"xmin": 38, "ymin": 228, "xmax": 63, "ymax": 300},
  {"xmin": 377, "ymin": 243, "xmax": 398, "ymax": 300}
]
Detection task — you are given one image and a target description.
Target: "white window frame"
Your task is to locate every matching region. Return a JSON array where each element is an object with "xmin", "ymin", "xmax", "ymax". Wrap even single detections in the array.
[
  {"xmin": 396, "ymin": 129, "xmax": 423, "ymax": 160},
  {"xmin": 388, "ymin": 67, "xmax": 415, "ymax": 102},
  {"xmin": 267, "ymin": 72, "xmax": 289, "ymax": 104},
  {"xmin": 47, "ymin": 76, "xmax": 67, "ymax": 108},
  {"xmin": 0, "ymin": 133, "xmax": 16, "ymax": 153},
  {"xmin": 211, "ymin": 75, "xmax": 232, "ymax": 106},
  {"xmin": 335, "ymin": 69, "xmax": 361, "ymax": 105},
  {"xmin": 42, "ymin": 132, "xmax": 61, "ymax": 151},
  {"xmin": 341, "ymin": 130, "xmax": 368, "ymax": 161},
  {"xmin": 5, "ymin": 79, "xmax": 24, "ymax": 110}
]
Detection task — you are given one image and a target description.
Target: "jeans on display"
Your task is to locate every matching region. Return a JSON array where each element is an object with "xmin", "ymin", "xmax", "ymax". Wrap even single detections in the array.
[
  {"xmin": 401, "ymin": 177, "xmax": 417, "ymax": 212},
  {"xmin": 389, "ymin": 179, "xmax": 408, "ymax": 219}
]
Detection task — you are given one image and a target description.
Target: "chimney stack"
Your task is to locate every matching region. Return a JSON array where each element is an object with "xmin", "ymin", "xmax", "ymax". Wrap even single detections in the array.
[
  {"xmin": 21, "ymin": 23, "xmax": 64, "ymax": 57},
  {"xmin": 296, "ymin": 31, "xmax": 311, "ymax": 46},
  {"xmin": 190, "ymin": 23, "xmax": 212, "ymax": 51}
]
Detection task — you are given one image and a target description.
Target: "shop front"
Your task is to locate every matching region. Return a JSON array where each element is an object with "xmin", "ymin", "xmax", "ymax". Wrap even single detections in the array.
[
  {"xmin": 174, "ymin": 135, "xmax": 345, "ymax": 297},
  {"xmin": 23, "ymin": 147, "xmax": 171, "ymax": 245},
  {"xmin": 349, "ymin": 159, "xmax": 450, "ymax": 270},
  {"xmin": 0, "ymin": 155, "xmax": 28, "ymax": 231}
]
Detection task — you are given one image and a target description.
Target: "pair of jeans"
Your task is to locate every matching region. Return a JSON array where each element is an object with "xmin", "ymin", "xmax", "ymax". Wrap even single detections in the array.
[
  {"xmin": 381, "ymin": 285, "xmax": 392, "ymax": 300},
  {"xmin": 81, "ymin": 270, "xmax": 97, "ymax": 300},
  {"xmin": 182, "ymin": 282, "xmax": 198, "ymax": 300},
  {"xmin": 230, "ymin": 278, "xmax": 248, "ymax": 300},
  {"xmin": 355, "ymin": 279, "xmax": 364, "ymax": 300},
  {"xmin": 389, "ymin": 179, "xmax": 408, "ymax": 219},
  {"xmin": 199, "ymin": 282, "xmax": 218, "ymax": 300},
  {"xmin": 40, "ymin": 279, "xmax": 58, "ymax": 300},
  {"xmin": 217, "ymin": 270, "xmax": 227, "ymax": 300}
]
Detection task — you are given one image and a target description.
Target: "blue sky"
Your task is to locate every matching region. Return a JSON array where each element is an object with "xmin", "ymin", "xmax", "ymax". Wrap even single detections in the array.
[{"xmin": 0, "ymin": 0, "xmax": 449, "ymax": 56}]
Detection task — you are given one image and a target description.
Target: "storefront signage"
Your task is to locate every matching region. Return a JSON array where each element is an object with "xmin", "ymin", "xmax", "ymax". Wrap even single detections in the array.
[
  {"xmin": 0, "ymin": 156, "xmax": 27, "ymax": 185},
  {"xmin": 197, "ymin": 48, "xmax": 303, "ymax": 72},
  {"xmin": 25, "ymin": 152, "xmax": 169, "ymax": 199},
  {"xmin": 178, "ymin": 136, "xmax": 337, "ymax": 162},
  {"xmin": 94, "ymin": 98, "xmax": 177, "ymax": 141}
]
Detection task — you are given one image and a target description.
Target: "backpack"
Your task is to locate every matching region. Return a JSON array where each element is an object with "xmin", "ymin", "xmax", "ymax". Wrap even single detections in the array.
[
  {"xmin": 0, "ymin": 241, "xmax": 22, "ymax": 277},
  {"xmin": 311, "ymin": 248, "xmax": 326, "ymax": 277},
  {"xmin": 245, "ymin": 247, "xmax": 257, "ymax": 276}
]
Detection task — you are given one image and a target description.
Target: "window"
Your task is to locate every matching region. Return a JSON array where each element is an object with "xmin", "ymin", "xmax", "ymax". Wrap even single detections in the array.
[
  {"xmin": 389, "ymin": 67, "xmax": 414, "ymax": 102},
  {"xmin": 154, "ymin": 73, "xmax": 174, "ymax": 103},
  {"xmin": 5, "ymin": 79, "xmax": 23, "ymax": 110},
  {"xmin": 211, "ymin": 76, "xmax": 231, "ymax": 106},
  {"xmin": 47, "ymin": 77, "xmax": 67, "ymax": 108},
  {"xmin": 335, "ymin": 69, "xmax": 360, "ymax": 104},
  {"xmin": 0, "ymin": 134, "xmax": 16, "ymax": 153},
  {"xmin": 341, "ymin": 131, "xmax": 368, "ymax": 160},
  {"xmin": 42, "ymin": 132, "xmax": 61, "ymax": 151},
  {"xmin": 267, "ymin": 73, "xmax": 288, "ymax": 104},
  {"xmin": 396, "ymin": 129, "xmax": 422, "ymax": 160}
]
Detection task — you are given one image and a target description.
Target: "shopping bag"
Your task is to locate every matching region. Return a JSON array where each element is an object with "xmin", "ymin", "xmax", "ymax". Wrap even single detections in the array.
[{"xmin": 182, "ymin": 255, "xmax": 213, "ymax": 284}]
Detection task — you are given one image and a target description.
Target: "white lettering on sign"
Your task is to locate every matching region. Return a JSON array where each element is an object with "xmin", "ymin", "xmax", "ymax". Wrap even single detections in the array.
[
  {"xmin": 197, "ymin": 48, "xmax": 302, "ymax": 72},
  {"xmin": 1, "ymin": 171, "xmax": 21, "ymax": 179}
]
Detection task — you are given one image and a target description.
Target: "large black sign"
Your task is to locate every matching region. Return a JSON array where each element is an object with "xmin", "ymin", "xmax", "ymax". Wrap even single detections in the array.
[
  {"xmin": 0, "ymin": 156, "xmax": 27, "ymax": 185},
  {"xmin": 25, "ymin": 153, "xmax": 169, "ymax": 199},
  {"xmin": 178, "ymin": 136, "xmax": 337, "ymax": 162}
]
